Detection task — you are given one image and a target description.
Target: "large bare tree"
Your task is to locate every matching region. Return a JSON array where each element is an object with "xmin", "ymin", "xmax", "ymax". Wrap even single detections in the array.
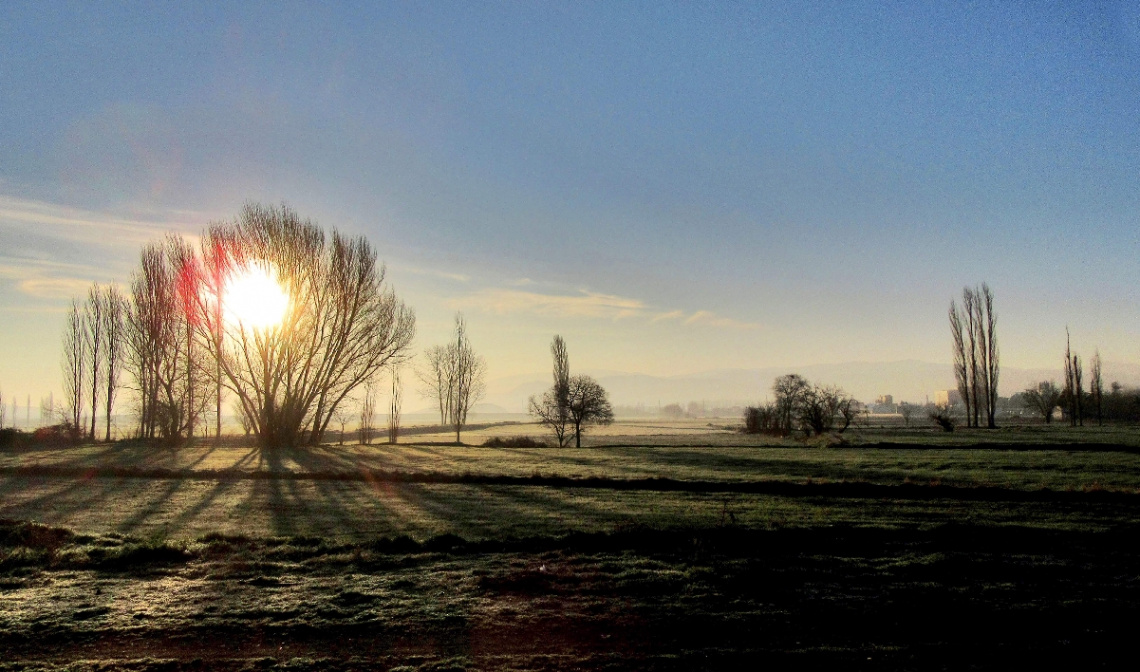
[
  {"xmin": 450, "ymin": 314, "xmax": 486, "ymax": 443},
  {"xmin": 125, "ymin": 237, "xmax": 208, "ymax": 443},
  {"xmin": 566, "ymin": 375, "xmax": 614, "ymax": 447},
  {"xmin": 100, "ymin": 284, "xmax": 127, "ymax": 442},
  {"xmin": 948, "ymin": 300, "xmax": 971, "ymax": 425},
  {"xmin": 418, "ymin": 314, "xmax": 485, "ymax": 443},
  {"xmin": 418, "ymin": 344, "xmax": 453, "ymax": 427},
  {"xmin": 962, "ymin": 288, "xmax": 981, "ymax": 428},
  {"xmin": 1023, "ymin": 381, "xmax": 1062, "ymax": 423},
  {"xmin": 948, "ymin": 283, "xmax": 999, "ymax": 428},
  {"xmin": 528, "ymin": 335, "xmax": 572, "ymax": 447},
  {"xmin": 976, "ymin": 284, "xmax": 999, "ymax": 428},
  {"xmin": 187, "ymin": 204, "xmax": 416, "ymax": 448},
  {"xmin": 772, "ymin": 374, "xmax": 809, "ymax": 435}
]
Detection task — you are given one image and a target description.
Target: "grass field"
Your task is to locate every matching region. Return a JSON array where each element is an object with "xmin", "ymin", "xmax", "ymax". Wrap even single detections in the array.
[{"xmin": 3, "ymin": 422, "xmax": 1140, "ymax": 670}]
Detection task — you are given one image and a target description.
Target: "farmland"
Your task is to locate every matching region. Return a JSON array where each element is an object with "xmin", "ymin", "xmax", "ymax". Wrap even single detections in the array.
[{"xmin": 3, "ymin": 421, "xmax": 1140, "ymax": 670}]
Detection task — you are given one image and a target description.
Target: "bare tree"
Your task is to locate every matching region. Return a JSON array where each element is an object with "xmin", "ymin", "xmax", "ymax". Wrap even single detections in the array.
[
  {"xmin": 388, "ymin": 364, "xmax": 402, "ymax": 444},
  {"xmin": 359, "ymin": 377, "xmax": 377, "ymax": 445},
  {"xmin": 331, "ymin": 404, "xmax": 353, "ymax": 445},
  {"xmin": 417, "ymin": 344, "xmax": 453, "ymax": 427},
  {"xmin": 1023, "ymin": 381, "xmax": 1062, "ymax": 423},
  {"xmin": 1063, "ymin": 328, "xmax": 1083, "ymax": 427},
  {"xmin": 772, "ymin": 374, "xmax": 809, "ymax": 435},
  {"xmin": 962, "ymin": 288, "xmax": 981, "ymax": 428},
  {"xmin": 419, "ymin": 314, "xmax": 485, "ymax": 444},
  {"xmin": 948, "ymin": 300, "xmax": 972, "ymax": 427},
  {"xmin": 1073, "ymin": 351, "xmax": 1084, "ymax": 427},
  {"xmin": 1089, "ymin": 350, "xmax": 1103, "ymax": 426},
  {"xmin": 100, "ymin": 285, "xmax": 127, "ymax": 442},
  {"xmin": 83, "ymin": 284, "xmax": 104, "ymax": 440},
  {"xmin": 836, "ymin": 394, "xmax": 857, "ymax": 432},
  {"xmin": 797, "ymin": 385, "xmax": 838, "ymax": 436},
  {"xmin": 62, "ymin": 300, "xmax": 86, "ymax": 439},
  {"xmin": 234, "ymin": 400, "xmax": 254, "ymax": 443},
  {"xmin": 0, "ymin": 388, "xmax": 5, "ymax": 430},
  {"xmin": 795, "ymin": 384, "xmax": 856, "ymax": 436},
  {"xmin": 528, "ymin": 335, "xmax": 572, "ymax": 447},
  {"xmin": 448, "ymin": 314, "xmax": 485, "ymax": 443},
  {"xmin": 125, "ymin": 237, "xmax": 208, "ymax": 443},
  {"xmin": 898, "ymin": 402, "xmax": 916, "ymax": 426},
  {"xmin": 566, "ymin": 375, "xmax": 614, "ymax": 447},
  {"xmin": 949, "ymin": 283, "xmax": 999, "ymax": 428},
  {"xmin": 187, "ymin": 204, "xmax": 416, "ymax": 448},
  {"xmin": 977, "ymin": 283, "xmax": 999, "ymax": 428}
]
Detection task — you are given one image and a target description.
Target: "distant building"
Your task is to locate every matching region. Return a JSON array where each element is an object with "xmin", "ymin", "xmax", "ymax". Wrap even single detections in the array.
[
  {"xmin": 935, "ymin": 390, "xmax": 962, "ymax": 407},
  {"xmin": 871, "ymin": 394, "xmax": 896, "ymax": 414}
]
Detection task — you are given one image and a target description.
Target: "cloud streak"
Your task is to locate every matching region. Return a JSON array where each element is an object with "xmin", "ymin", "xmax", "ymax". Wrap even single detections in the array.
[
  {"xmin": 458, "ymin": 287, "xmax": 762, "ymax": 330},
  {"xmin": 0, "ymin": 195, "xmax": 209, "ymax": 303},
  {"xmin": 0, "ymin": 258, "xmax": 124, "ymax": 301},
  {"xmin": 0, "ymin": 195, "xmax": 203, "ymax": 250}
]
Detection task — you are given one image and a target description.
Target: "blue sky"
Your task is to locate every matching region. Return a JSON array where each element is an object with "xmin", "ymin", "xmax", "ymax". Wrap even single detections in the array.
[{"xmin": 2, "ymin": 1, "xmax": 1139, "ymax": 407}]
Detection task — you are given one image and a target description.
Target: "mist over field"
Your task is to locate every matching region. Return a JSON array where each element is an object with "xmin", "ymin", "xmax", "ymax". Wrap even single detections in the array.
[{"xmin": 479, "ymin": 360, "xmax": 1140, "ymax": 414}]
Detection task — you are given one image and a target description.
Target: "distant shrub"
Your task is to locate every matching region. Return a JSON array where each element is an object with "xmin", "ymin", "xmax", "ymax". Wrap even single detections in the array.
[
  {"xmin": 0, "ymin": 428, "xmax": 29, "ymax": 449},
  {"xmin": 483, "ymin": 436, "xmax": 547, "ymax": 448},
  {"xmin": 929, "ymin": 405, "xmax": 956, "ymax": 432},
  {"xmin": 743, "ymin": 404, "xmax": 779, "ymax": 435},
  {"xmin": 29, "ymin": 423, "xmax": 81, "ymax": 446}
]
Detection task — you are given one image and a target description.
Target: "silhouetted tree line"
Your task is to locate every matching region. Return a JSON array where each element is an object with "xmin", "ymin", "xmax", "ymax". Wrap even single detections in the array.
[
  {"xmin": 59, "ymin": 285, "xmax": 128, "ymax": 443},
  {"xmin": 59, "ymin": 204, "xmax": 416, "ymax": 449},
  {"xmin": 744, "ymin": 374, "xmax": 856, "ymax": 437}
]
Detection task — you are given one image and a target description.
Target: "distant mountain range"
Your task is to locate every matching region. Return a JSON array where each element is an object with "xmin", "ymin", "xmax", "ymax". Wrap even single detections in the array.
[{"xmin": 480, "ymin": 360, "xmax": 1140, "ymax": 413}]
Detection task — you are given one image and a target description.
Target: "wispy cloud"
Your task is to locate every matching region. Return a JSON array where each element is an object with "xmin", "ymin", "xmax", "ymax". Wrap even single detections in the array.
[
  {"xmin": 458, "ymin": 286, "xmax": 763, "ymax": 330},
  {"xmin": 391, "ymin": 263, "xmax": 470, "ymax": 284},
  {"xmin": 0, "ymin": 258, "xmax": 124, "ymax": 301},
  {"xmin": 0, "ymin": 195, "xmax": 206, "ymax": 303},
  {"xmin": 683, "ymin": 310, "xmax": 762, "ymax": 330},
  {"xmin": 459, "ymin": 288, "xmax": 647, "ymax": 320},
  {"xmin": 0, "ymin": 195, "xmax": 203, "ymax": 250}
]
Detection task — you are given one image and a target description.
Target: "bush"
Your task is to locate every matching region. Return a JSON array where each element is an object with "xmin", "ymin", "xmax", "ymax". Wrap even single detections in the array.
[
  {"xmin": 30, "ymin": 423, "xmax": 82, "ymax": 446},
  {"xmin": 482, "ymin": 436, "xmax": 547, "ymax": 448},
  {"xmin": 743, "ymin": 404, "xmax": 779, "ymax": 434},
  {"xmin": 0, "ymin": 428, "xmax": 29, "ymax": 449},
  {"xmin": 929, "ymin": 405, "xmax": 956, "ymax": 432}
]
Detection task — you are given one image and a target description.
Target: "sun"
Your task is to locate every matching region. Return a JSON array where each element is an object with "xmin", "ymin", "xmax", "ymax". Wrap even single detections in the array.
[{"xmin": 224, "ymin": 262, "xmax": 290, "ymax": 330}]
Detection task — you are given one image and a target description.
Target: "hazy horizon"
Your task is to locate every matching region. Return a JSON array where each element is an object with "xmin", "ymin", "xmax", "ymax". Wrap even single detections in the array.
[{"xmin": 2, "ymin": 3, "xmax": 1138, "ymax": 412}]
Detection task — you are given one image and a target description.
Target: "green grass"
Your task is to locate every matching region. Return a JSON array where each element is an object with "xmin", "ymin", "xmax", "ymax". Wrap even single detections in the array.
[
  {"xmin": 3, "ymin": 426, "xmax": 1140, "ymax": 668},
  {"xmin": 5, "ymin": 476, "xmax": 1138, "ymax": 542},
  {"xmin": 5, "ymin": 429, "xmax": 1140, "ymax": 492}
]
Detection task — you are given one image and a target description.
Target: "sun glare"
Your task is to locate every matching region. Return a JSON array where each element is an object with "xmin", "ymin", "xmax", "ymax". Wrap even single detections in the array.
[{"xmin": 224, "ymin": 262, "xmax": 290, "ymax": 330}]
